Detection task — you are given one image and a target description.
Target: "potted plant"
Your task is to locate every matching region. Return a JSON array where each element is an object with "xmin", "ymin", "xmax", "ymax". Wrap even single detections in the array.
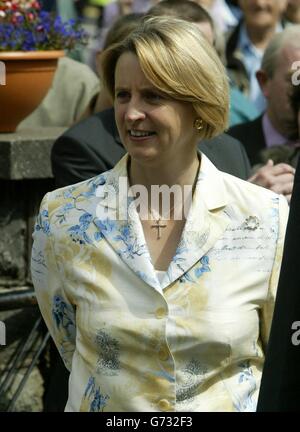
[{"xmin": 0, "ymin": 0, "xmax": 88, "ymax": 132}]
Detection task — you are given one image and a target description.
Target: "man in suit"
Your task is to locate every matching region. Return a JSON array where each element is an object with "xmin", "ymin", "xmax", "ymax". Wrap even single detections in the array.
[
  {"xmin": 228, "ymin": 26, "xmax": 300, "ymax": 202},
  {"xmin": 228, "ymin": 26, "xmax": 300, "ymax": 168},
  {"xmin": 257, "ymin": 79, "xmax": 300, "ymax": 412}
]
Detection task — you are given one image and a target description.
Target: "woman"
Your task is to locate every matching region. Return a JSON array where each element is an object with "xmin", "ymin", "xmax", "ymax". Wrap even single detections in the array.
[{"xmin": 31, "ymin": 17, "xmax": 288, "ymax": 412}]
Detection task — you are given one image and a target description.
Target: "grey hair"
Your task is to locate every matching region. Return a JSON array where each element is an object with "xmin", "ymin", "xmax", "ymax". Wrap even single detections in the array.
[{"xmin": 262, "ymin": 25, "xmax": 300, "ymax": 78}]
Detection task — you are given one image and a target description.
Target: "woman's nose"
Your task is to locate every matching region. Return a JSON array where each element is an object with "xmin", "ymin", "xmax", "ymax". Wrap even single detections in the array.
[{"xmin": 125, "ymin": 101, "xmax": 146, "ymax": 122}]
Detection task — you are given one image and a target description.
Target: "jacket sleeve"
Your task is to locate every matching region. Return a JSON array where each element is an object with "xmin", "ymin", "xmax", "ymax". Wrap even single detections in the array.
[
  {"xmin": 259, "ymin": 194, "xmax": 289, "ymax": 352},
  {"xmin": 31, "ymin": 193, "xmax": 76, "ymax": 371}
]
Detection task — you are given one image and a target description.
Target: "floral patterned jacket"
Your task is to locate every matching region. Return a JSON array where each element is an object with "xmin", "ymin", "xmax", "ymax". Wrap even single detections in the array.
[{"xmin": 31, "ymin": 153, "xmax": 288, "ymax": 412}]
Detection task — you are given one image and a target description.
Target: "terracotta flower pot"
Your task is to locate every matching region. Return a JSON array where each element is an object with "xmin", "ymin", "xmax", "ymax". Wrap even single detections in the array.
[{"xmin": 0, "ymin": 51, "xmax": 65, "ymax": 133}]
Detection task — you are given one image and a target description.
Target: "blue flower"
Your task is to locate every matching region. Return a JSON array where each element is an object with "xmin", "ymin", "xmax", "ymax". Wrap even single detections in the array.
[
  {"xmin": 63, "ymin": 190, "xmax": 74, "ymax": 199},
  {"xmin": 0, "ymin": 7, "xmax": 88, "ymax": 51},
  {"xmin": 84, "ymin": 377, "xmax": 95, "ymax": 399},
  {"xmin": 35, "ymin": 210, "xmax": 50, "ymax": 235},
  {"xmin": 90, "ymin": 388, "xmax": 110, "ymax": 412},
  {"xmin": 52, "ymin": 295, "xmax": 75, "ymax": 338},
  {"xmin": 79, "ymin": 212, "xmax": 93, "ymax": 229},
  {"xmin": 114, "ymin": 225, "xmax": 131, "ymax": 242},
  {"xmin": 83, "ymin": 376, "xmax": 110, "ymax": 412},
  {"xmin": 94, "ymin": 231, "xmax": 103, "ymax": 242},
  {"xmin": 95, "ymin": 218, "xmax": 118, "ymax": 234},
  {"xmin": 194, "ymin": 255, "xmax": 210, "ymax": 278},
  {"xmin": 67, "ymin": 212, "xmax": 93, "ymax": 244}
]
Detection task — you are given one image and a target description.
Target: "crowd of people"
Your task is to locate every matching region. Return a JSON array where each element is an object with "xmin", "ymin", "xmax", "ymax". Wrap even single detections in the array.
[{"xmin": 27, "ymin": 0, "xmax": 300, "ymax": 412}]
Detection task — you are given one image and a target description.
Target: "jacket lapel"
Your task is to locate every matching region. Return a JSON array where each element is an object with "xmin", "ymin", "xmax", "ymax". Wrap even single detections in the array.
[
  {"xmin": 90, "ymin": 155, "xmax": 161, "ymax": 292},
  {"xmin": 161, "ymin": 154, "xmax": 231, "ymax": 289},
  {"xmin": 87, "ymin": 153, "xmax": 231, "ymax": 292}
]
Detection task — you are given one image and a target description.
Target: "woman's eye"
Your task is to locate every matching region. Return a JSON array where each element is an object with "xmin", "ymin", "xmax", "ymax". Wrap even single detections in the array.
[
  {"xmin": 116, "ymin": 90, "xmax": 130, "ymax": 100},
  {"xmin": 145, "ymin": 92, "xmax": 163, "ymax": 102}
]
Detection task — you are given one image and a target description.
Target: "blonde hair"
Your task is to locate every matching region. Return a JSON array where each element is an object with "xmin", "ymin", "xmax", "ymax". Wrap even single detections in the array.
[{"xmin": 101, "ymin": 16, "xmax": 229, "ymax": 139}]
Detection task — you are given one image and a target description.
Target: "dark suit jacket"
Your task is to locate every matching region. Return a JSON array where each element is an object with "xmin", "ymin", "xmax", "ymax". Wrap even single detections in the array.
[
  {"xmin": 227, "ymin": 115, "xmax": 266, "ymax": 166},
  {"xmin": 257, "ymin": 157, "xmax": 300, "ymax": 412},
  {"xmin": 51, "ymin": 108, "xmax": 251, "ymax": 188}
]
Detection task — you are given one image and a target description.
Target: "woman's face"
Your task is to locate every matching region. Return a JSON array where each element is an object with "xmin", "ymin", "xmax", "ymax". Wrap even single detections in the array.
[{"xmin": 114, "ymin": 52, "xmax": 198, "ymax": 164}]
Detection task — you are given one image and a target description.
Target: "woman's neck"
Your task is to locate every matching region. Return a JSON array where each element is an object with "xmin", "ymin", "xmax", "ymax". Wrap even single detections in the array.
[
  {"xmin": 128, "ymin": 152, "xmax": 200, "ymax": 221},
  {"xmin": 129, "ymin": 152, "xmax": 200, "ymax": 193}
]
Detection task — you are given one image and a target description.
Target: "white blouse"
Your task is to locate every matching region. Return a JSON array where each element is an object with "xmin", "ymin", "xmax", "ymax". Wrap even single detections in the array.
[{"xmin": 155, "ymin": 270, "xmax": 167, "ymax": 286}]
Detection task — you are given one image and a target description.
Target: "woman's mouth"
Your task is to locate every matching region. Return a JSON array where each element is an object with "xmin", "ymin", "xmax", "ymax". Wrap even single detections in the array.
[{"xmin": 128, "ymin": 129, "xmax": 156, "ymax": 139}]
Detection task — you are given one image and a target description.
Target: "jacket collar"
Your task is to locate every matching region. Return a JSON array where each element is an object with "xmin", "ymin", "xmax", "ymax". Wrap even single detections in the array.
[{"xmin": 90, "ymin": 153, "xmax": 231, "ymax": 292}]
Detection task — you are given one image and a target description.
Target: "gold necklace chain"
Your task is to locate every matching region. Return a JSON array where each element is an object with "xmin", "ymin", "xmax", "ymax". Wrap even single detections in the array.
[
  {"xmin": 128, "ymin": 156, "xmax": 201, "ymax": 240},
  {"xmin": 148, "ymin": 156, "xmax": 200, "ymax": 240},
  {"xmin": 148, "ymin": 200, "xmax": 176, "ymax": 221}
]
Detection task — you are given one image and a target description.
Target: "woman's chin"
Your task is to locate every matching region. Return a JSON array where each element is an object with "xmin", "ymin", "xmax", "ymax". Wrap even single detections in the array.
[{"xmin": 126, "ymin": 146, "xmax": 161, "ymax": 163}]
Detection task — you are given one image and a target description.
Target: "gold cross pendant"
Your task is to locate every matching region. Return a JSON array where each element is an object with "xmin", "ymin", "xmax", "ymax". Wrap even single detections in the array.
[{"xmin": 151, "ymin": 219, "xmax": 167, "ymax": 240}]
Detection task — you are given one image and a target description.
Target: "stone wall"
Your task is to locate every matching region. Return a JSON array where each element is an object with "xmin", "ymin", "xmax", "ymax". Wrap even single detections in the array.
[{"xmin": 0, "ymin": 128, "xmax": 65, "ymax": 412}]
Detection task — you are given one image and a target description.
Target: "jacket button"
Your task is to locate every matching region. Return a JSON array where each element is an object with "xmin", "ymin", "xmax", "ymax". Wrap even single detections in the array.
[
  {"xmin": 158, "ymin": 348, "xmax": 169, "ymax": 361},
  {"xmin": 155, "ymin": 307, "xmax": 167, "ymax": 319},
  {"xmin": 158, "ymin": 399, "xmax": 171, "ymax": 411}
]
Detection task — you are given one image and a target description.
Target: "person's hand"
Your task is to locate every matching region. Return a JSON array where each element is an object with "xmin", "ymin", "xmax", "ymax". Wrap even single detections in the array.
[{"xmin": 248, "ymin": 159, "xmax": 295, "ymax": 203}]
